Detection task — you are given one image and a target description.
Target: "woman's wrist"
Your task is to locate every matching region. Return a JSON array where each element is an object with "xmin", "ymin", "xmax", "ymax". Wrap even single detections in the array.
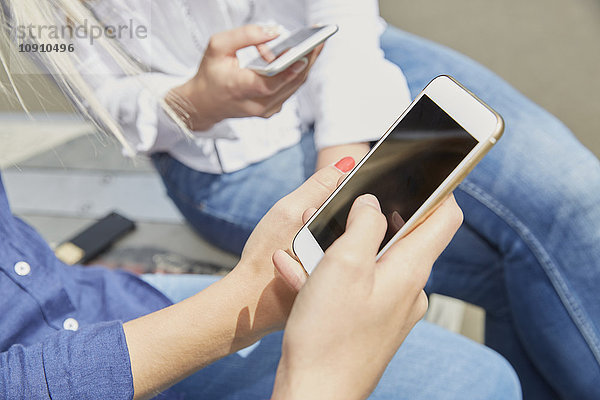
[
  {"xmin": 124, "ymin": 263, "xmax": 274, "ymax": 398},
  {"xmin": 272, "ymin": 355, "xmax": 305, "ymax": 400},
  {"xmin": 167, "ymin": 76, "xmax": 220, "ymax": 132},
  {"xmin": 227, "ymin": 262, "xmax": 296, "ymax": 336},
  {"xmin": 272, "ymin": 355, "xmax": 346, "ymax": 400}
]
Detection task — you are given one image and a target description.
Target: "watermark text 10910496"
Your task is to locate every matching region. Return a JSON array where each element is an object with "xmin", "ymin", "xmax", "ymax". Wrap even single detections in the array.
[{"xmin": 19, "ymin": 43, "xmax": 75, "ymax": 53}]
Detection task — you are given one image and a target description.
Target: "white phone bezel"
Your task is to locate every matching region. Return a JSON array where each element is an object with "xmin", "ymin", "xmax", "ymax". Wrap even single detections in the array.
[
  {"xmin": 293, "ymin": 75, "xmax": 504, "ymax": 274},
  {"xmin": 247, "ymin": 25, "xmax": 338, "ymax": 77}
]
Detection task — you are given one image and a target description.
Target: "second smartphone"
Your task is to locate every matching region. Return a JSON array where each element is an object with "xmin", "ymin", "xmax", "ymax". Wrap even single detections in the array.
[
  {"xmin": 246, "ymin": 25, "xmax": 338, "ymax": 76},
  {"xmin": 293, "ymin": 75, "xmax": 504, "ymax": 274}
]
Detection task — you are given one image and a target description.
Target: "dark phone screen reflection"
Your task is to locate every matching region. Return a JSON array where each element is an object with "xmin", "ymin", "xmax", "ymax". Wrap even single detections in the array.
[{"xmin": 308, "ymin": 95, "xmax": 478, "ymax": 252}]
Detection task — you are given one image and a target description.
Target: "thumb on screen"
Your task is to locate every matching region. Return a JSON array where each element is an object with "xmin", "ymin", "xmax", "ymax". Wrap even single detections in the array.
[{"xmin": 207, "ymin": 25, "xmax": 279, "ymax": 56}]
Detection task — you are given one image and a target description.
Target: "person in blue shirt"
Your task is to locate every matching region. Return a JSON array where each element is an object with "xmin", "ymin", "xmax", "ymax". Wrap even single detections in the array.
[{"xmin": 0, "ymin": 162, "xmax": 520, "ymax": 399}]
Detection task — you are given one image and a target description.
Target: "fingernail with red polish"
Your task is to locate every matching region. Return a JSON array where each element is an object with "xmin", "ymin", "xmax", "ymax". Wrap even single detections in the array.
[{"xmin": 334, "ymin": 156, "xmax": 355, "ymax": 173}]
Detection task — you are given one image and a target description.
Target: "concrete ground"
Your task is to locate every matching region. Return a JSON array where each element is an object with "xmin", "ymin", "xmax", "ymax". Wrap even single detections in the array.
[{"xmin": 1, "ymin": 1, "xmax": 598, "ymax": 342}]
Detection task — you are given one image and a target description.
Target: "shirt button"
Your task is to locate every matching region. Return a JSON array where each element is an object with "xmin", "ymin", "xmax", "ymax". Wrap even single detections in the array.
[
  {"xmin": 63, "ymin": 318, "xmax": 79, "ymax": 331},
  {"xmin": 14, "ymin": 261, "xmax": 31, "ymax": 276}
]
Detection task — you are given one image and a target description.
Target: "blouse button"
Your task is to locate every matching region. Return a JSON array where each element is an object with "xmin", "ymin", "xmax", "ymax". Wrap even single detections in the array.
[
  {"xmin": 14, "ymin": 261, "xmax": 31, "ymax": 276},
  {"xmin": 63, "ymin": 318, "xmax": 79, "ymax": 331}
]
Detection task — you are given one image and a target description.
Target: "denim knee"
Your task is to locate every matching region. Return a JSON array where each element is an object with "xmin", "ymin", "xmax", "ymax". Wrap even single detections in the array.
[
  {"xmin": 484, "ymin": 350, "xmax": 523, "ymax": 400},
  {"xmin": 375, "ymin": 321, "xmax": 522, "ymax": 400}
]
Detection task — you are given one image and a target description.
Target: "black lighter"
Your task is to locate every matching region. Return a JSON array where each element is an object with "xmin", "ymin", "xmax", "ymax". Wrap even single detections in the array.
[{"xmin": 54, "ymin": 212, "xmax": 136, "ymax": 265}]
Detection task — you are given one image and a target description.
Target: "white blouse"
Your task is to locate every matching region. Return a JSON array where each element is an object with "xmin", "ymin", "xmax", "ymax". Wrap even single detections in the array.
[{"xmin": 79, "ymin": 0, "xmax": 411, "ymax": 173}]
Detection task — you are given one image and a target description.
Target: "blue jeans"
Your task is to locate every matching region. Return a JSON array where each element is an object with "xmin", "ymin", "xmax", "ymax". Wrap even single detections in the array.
[
  {"xmin": 142, "ymin": 274, "xmax": 520, "ymax": 399},
  {"xmin": 152, "ymin": 27, "xmax": 600, "ymax": 398}
]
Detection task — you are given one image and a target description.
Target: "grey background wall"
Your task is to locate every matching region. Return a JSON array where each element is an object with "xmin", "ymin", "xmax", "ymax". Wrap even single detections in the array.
[
  {"xmin": 379, "ymin": 0, "xmax": 600, "ymax": 156},
  {"xmin": 2, "ymin": 0, "xmax": 599, "ymax": 155}
]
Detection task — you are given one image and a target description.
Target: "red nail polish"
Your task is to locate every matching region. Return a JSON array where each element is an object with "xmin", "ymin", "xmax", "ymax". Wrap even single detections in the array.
[{"xmin": 334, "ymin": 156, "xmax": 355, "ymax": 173}]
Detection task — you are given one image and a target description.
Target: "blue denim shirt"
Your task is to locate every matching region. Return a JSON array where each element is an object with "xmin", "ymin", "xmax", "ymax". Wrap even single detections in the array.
[{"xmin": 0, "ymin": 174, "xmax": 178, "ymax": 399}]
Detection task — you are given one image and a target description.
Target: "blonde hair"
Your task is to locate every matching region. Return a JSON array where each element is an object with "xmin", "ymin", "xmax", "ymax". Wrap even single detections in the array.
[{"xmin": 0, "ymin": 0, "xmax": 190, "ymax": 156}]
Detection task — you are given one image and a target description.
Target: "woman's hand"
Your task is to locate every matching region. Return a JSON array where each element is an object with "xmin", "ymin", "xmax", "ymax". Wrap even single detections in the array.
[
  {"xmin": 125, "ymin": 159, "xmax": 355, "ymax": 400},
  {"xmin": 124, "ymin": 162, "xmax": 459, "ymax": 400},
  {"xmin": 229, "ymin": 157, "xmax": 356, "ymax": 337},
  {"xmin": 271, "ymin": 195, "xmax": 463, "ymax": 400},
  {"xmin": 168, "ymin": 24, "xmax": 323, "ymax": 131}
]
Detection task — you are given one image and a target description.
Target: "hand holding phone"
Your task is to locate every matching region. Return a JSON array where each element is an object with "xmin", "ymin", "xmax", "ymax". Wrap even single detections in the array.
[
  {"xmin": 246, "ymin": 25, "xmax": 338, "ymax": 76},
  {"xmin": 167, "ymin": 24, "xmax": 323, "ymax": 131},
  {"xmin": 293, "ymin": 76, "xmax": 504, "ymax": 273},
  {"xmin": 272, "ymin": 194, "xmax": 463, "ymax": 399}
]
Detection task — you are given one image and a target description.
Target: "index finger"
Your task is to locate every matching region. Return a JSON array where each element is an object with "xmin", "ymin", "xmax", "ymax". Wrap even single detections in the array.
[
  {"xmin": 277, "ymin": 157, "xmax": 355, "ymax": 216},
  {"xmin": 208, "ymin": 25, "xmax": 279, "ymax": 57}
]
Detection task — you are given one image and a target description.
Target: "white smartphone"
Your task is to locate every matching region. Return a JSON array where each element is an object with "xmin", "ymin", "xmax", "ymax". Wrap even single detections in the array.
[
  {"xmin": 293, "ymin": 75, "xmax": 504, "ymax": 274},
  {"xmin": 246, "ymin": 25, "xmax": 338, "ymax": 76}
]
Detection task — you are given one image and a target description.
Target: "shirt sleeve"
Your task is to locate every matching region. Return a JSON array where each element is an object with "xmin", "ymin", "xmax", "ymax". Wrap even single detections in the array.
[
  {"xmin": 0, "ymin": 321, "xmax": 134, "ymax": 399},
  {"xmin": 302, "ymin": 0, "xmax": 412, "ymax": 150},
  {"xmin": 72, "ymin": 33, "xmax": 192, "ymax": 154},
  {"xmin": 92, "ymin": 72, "xmax": 190, "ymax": 154},
  {"xmin": 75, "ymin": 38, "xmax": 246, "ymax": 156}
]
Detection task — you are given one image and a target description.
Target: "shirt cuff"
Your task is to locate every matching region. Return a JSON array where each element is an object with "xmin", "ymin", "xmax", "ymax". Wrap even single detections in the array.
[
  {"xmin": 313, "ymin": 97, "xmax": 406, "ymax": 150},
  {"xmin": 42, "ymin": 321, "xmax": 134, "ymax": 399},
  {"xmin": 138, "ymin": 82, "xmax": 239, "ymax": 155},
  {"xmin": 135, "ymin": 75, "xmax": 189, "ymax": 153}
]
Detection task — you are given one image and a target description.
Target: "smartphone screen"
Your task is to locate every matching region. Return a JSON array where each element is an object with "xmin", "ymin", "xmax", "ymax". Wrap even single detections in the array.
[
  {"xmin": 249, "ymin": 27, "xmax": 325, "ymax": 69},
  {"xmin": 308, "ymin": 95, "xmax": 479, "ymax": 252}
]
